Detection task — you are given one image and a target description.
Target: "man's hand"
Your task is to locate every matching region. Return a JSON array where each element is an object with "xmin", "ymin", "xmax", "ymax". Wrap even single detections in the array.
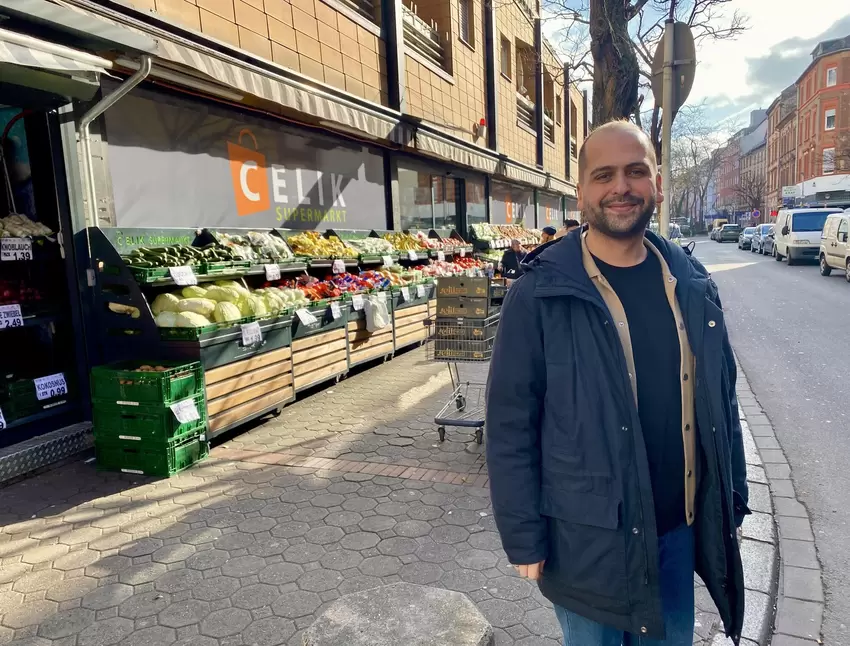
[{"xmin": 514, "ymin": 561, "xmax": 545, "ymax": 580}]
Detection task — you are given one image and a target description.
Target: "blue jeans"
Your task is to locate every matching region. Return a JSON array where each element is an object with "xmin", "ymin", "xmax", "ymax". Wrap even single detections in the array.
[{"xmin": 554, "ymin": 524, "xmax": 695, "ymax": 646}]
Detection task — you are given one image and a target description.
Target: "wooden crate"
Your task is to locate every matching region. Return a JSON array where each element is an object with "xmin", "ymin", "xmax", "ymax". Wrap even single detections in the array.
[
  {"xmin": 205, "ymin": 346, "xmax": 294, "ymax": 437},
  {"xmin": 292, "ymin": 328, "xmax": 348, "ymax": 392},
  {"xmin": 347, "ymin": 318, "xmax": 394, "ymax": 368},
  {"xmin": 393, "ymin": 302, "xmax": 429, "ymax": 351}
]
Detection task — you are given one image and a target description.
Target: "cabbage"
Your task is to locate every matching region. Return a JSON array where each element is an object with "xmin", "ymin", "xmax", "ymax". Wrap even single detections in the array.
[
  {"xmin": 175, "ymin": 312, "xmax": 212, "ymax": 327},
  {"xmin": 177, "ymin": 298, "xmax": 216, "ymax": 317},
  {"xmin": 154, "ymin": 311, "xmax": 179, "ymax": 327},
  {"xmin": 181, "ymin": 285, "xmax": 208, "ymax": 298},
  {"xmin": 151, "ymin": 293, "xmax": 180, "ymax": 316}
]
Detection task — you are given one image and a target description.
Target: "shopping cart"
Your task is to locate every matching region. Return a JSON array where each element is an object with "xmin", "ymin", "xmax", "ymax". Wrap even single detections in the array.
[{"xmin": 425, "ymin": 314, "xmax": 500, "ymax": 444}]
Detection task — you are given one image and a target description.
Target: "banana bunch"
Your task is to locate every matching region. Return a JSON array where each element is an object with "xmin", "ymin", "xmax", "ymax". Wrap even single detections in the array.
[
  {"xmin": 382, "ymin": 232, "xmax": 426, "ymax": 251},
  {"xmin": 287, "ymin": 231, "xmax": 357, "ymax": 258}
]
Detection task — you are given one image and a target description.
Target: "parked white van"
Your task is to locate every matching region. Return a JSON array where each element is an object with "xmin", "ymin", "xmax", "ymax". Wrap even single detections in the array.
[
  {"xmin": 773, "ymin": 208, "xmax": 843, "ymax": 265},
  {"xmin": 818, "ymin": 211, "xmax": 850, "ymax": 282}
]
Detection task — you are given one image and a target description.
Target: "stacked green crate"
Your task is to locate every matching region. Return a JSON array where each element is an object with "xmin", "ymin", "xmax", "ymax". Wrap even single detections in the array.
[{"xmin": 90, "ymin": 360, "xmax": 208, "ymax": 477}]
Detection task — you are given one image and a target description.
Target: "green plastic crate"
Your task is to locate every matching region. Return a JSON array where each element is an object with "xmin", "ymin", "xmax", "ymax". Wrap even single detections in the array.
[
  {"xmin": 92, "ymin": 393, "xmax": 207, "ymax": 443},
  {"xmin": 90, "ymin": 360, "xmax": 203, "ymax": 405},
  {"xmin": 95, "ymin": 433, "xmax": 209, "ymax": 477}
]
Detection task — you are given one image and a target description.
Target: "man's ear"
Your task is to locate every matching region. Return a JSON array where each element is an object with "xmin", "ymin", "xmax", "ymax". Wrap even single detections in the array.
[
  {"xmin": 577, "ymin": 183, "xmax": 584, "ymax": 210},
  {"xmin": 655, "ymin": 172, "xmax": 664, "ymax": 205}
]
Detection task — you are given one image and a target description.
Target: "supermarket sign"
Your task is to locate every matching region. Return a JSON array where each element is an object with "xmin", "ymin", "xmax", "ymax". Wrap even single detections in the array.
[{"xmin": 104, "ymin": 85, "xmax": 386, "ymax": 231}]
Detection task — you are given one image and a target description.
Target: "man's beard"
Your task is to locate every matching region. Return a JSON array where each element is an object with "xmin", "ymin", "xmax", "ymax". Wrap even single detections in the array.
[{"xmin": 584, "ymin": 195, "xmax": 656, "ymax": 240}]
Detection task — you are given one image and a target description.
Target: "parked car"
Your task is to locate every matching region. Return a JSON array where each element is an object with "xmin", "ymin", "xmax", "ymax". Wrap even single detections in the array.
[
  {"xmin": 818, "ymin": 212, "xmax": 850, "ymax": 281},
  {"xmin": 751, "ymin": 224, "xmax": 775, "ymax": 254},
  {"xmin": 718, "ymin": 224, "xmax": 742, "ymax": 243},
  {"xmin": 773, "ymin": 207, "xmax": 843, "ymax": 265},
  {"xmin": 738, "ymin": 227, "xmax": 756, "ymax": 250}
]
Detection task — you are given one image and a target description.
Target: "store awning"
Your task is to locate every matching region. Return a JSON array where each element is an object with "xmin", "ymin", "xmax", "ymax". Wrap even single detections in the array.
[
  {"xmin": 0, "ymin": 26, "xmax": 112, "ymax": 74},
  {"xmin": 152, "ymin": 38, "xmax": 413, "ymax": 146},
  {"xmin": 415, "ymin": 130, "xmax": 499, "ymax": 175}
]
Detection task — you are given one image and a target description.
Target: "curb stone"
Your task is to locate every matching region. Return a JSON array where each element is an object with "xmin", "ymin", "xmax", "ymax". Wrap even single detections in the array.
[{"xmin": 710, "ymin": 359, "xmax": 824, "ymax": 646}]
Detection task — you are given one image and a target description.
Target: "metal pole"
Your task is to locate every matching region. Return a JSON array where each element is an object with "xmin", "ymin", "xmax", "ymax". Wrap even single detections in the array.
[
  {"xmin": 659, "ymin": 17, "xmax": 675, "ymax": 240},
  {"xmin": 79, "ymin": 55, "xmax": 151, "ymax": 228}
]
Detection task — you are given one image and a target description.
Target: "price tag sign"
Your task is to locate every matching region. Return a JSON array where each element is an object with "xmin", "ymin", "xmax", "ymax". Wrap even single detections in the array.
[
  {"xmin": 459, "ymin": 248, "xmax": 466, "ymax": 257},
  {"xmin": 437, "ymin": 251, "xmax": 445, "ymax": 262},
  {"xmin": 264, "ymin": 264, "xmax": 281, "ymax": 281},
  {"xmin": 169, "ymin": 266, "xmax": 197, "ymax": 286},
  {"xmin": 1, "ymin": 238, "xmax": 33, "ymax": 261},
  {"xmin": 241, "ymin": 321, "xmax": 262, "ymax": 346},
  {"xmin": 416, "ymin": 284, "xmax": 426, "ymax": 298},
  {"xmin": 296, "ymin": 308, "xmax": 318, "ymax": 325},
  {"xmin": 332, "ymin": 259, "xmax": 346, "ymax": 274},
  {"xmin": 0, "ymin": 303, "xmax": 24, "ymax": 329},
  {"xmin": 170, "ymin": 398, "xmax": 201, "ymax": 424},
  {"xmin": 400, "ymin": 286, "xmax": 410, "ymax": 302},
  {"xmin": 329, "ymin": 302, "xmax": 342, "ymax": 320},
  {"xmin": 34, "ymin": 373, "xmax": 67, "ymax": 401},
  {"xmin": 382, "ymin": 255, "xmax": 393, "ymax": 267},
  {"xmin": 407, "ymin": 250, "xmax": 418, "ymax": 261},
  {"xmin": 377, "ymin": 291, "xmax": 387, "ymax": 302},
  {"xmin": 352, "ymin": 294, "xmax": 365, "ymax": 311}
]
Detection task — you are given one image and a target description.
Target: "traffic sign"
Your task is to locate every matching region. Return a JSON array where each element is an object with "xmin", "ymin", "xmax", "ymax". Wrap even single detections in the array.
[
  {"xmin": 752, "ymin": 209, "xmax": 760, "ymax": 218},
  {"xmin": 651, "ymin": 21, "xmax": 696, "ymax": 121}
]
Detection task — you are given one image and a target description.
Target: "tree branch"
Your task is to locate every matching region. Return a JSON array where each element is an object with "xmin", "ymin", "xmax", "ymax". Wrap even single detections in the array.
[{"xmin": 625, "ymin": 0, "xmax": 652, "ymax": 20}]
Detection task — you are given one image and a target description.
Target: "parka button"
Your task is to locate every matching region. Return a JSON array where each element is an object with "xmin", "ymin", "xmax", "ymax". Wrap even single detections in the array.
[
  {"xmin": 632, "ymin": 527, "xmax": 640, "ymax": 535},
  {"xmin": 708, "ymin": 320, "xmax": 716, "ymax": 328},
  {"xmin": 640, "ymin": 626, "xmax": 648, "ymax": 634},
  {"xmin": 683, "ymin": 373, "xmax": 689, "ymax": 381}
]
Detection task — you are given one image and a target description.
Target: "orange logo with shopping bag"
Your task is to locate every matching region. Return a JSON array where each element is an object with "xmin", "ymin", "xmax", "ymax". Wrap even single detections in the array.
[{"xmin": 228, "ymin": 129, "xmax": 269, "ymax": 216}]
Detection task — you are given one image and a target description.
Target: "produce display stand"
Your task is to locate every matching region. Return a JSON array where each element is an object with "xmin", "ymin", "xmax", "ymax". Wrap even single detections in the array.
[
  {"xmin": 390, "ymin": 282, "xmax": 434, "ymax": 352},
  {"xmin": 324, "ymin": 229, "xmax": 398, "ymax": 266},
  {"xmin": 430, "ymin": 229, "xmax": 474, "ymax": 257},
  {"xmin": 378, "ymin": 230, "xmax": 430, "ymax": 263},
  {"xmin": 345, "ymin": 293, "xmax": 394, "ymax": 369},
  {"xmin": 276, "ymin": 229, "xmax": 359, "ymax": 271}
]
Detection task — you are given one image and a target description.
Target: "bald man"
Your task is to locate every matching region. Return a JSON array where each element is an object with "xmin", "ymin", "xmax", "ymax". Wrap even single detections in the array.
[{"xmin": 486, "ymin": 120, "xmax": 748, "ymax": 645}]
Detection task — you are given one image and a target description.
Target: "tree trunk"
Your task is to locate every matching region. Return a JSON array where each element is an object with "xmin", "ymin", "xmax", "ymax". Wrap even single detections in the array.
[{"xmin": 589, "ymin": 0, "xmax": 640, "ymax": 127}]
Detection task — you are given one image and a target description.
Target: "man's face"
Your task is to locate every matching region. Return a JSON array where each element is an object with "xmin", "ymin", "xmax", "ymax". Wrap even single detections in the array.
[
  {"xmin": 511, "ymin": 241, "xmax": 522, "ymax": 252},
  {"xmin": 540, "ymin": 232, "xmax": 553, "ymax": 243},
  {"xmin": 577, "ymin": 127, "xmax": 663, "ymax": 239}
]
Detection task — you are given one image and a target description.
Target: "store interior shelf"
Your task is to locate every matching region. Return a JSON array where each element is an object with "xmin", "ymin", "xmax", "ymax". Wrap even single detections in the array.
[{"xmin": 132, "ymin": 262, "xmax": 309, "ymax": 287}]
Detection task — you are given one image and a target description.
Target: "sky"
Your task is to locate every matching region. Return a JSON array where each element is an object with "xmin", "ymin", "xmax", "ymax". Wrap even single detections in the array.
[{"xmin": 542, "ymin": 1, "xmax": 850, "ymax": 128}]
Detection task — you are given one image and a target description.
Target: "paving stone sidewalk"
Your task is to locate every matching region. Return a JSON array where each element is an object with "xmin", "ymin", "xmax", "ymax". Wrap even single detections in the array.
[{"xmin": 0, "ymin": 348, "xmax": 775, "ymax": 646}]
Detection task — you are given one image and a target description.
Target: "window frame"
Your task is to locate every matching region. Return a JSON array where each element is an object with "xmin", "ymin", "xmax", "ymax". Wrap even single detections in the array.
[
  {"xmin": 826, "ymin": 66, "xmax": 837, "ymax": 87},
  {"xmin": 500, "ymin": 35, "xmax": 511, "ymax": 80},
  {"xmin": 825, "ymin": 108, "xmax": 836, "ymax": 131},
  {"xmin": 823, "ymin": 147, "xmax": 835, "ymax": 174},
  {"xmin": 458, "ymin": 0, "xmax": 473, "ymax": 48}
]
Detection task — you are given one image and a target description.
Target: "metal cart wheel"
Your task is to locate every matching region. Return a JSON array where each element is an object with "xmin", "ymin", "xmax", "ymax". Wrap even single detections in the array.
[
  {"xmin": 271, "ymin": 407, "xmax": 283, "ymax": 417},
  {"xmin": 455, "ymin": 395, "xmax": 466, "ymax": 411},
  {"xmin": 437, "ymin": 426, "xmax": 446, "ymax": 442},
  {"xmin": 474, "ymin": 428, "xmax": 483, "ymax": 444}
]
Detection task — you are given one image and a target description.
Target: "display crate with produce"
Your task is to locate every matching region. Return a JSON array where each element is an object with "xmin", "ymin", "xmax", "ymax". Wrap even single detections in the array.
[{"xmin": 324, "ymin": 229, "xmax": 398, "ymax": 265}]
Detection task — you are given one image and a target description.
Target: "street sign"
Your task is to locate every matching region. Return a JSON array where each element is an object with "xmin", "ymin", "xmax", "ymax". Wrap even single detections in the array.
[
  {"xmin": 782, "ymin": 186, "xmax": 797, "ymax": 198},
  {"xmin": 651, "ymin": 22, "xmax": 696, "ymax": 121},
  {"xmin": 752, "ymin": 209, "xmax": 760, "ymax": 219}
]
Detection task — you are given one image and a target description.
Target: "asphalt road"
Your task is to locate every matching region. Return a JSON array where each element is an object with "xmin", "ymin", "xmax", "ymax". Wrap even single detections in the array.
[{"xmin": 694, "ymin": 238, "xmax": 849, "ymax": 645}]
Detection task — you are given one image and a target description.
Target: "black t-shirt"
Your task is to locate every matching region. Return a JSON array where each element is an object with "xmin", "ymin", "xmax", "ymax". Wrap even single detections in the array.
[{"xmin": 595, "ymin": 251, "xmax": 685, "ymax": 536}]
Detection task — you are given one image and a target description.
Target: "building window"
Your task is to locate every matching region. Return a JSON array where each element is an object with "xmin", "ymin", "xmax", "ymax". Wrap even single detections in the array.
[
  {"xmin": 556, "ymin": 94, "xmax": 562, "ymax": 126},
  {"xmin": 826, "ymin": 67, "xmax": 837, "ymax": 87},
  {"xmin": 465, "ymin": 179, "xmax": 487, "ymax": 225},
  {"xmin": 398, "ymin": 165, "xmax": 459, "ymax": 230},
  {"xmin": 823, "ymin": 148, "xmax": 835, "ymax": 174},
  {"xmin": 402, "ymin": 2, "xmax": 448, "ymax": 71},
  {"xmin": 459, "ymin": 0, "xmax": 473, "ymax": 46},
  {"xmin": 500, "ymin": 36, "xmax": 511, "ymax": 79},
  {"xmin": 825, "ymin": 108, "xmax": 836, "ymax": 131},
  {"xmin": 336, "ymin": 0, "xmax": 380, "ymax": 24}
]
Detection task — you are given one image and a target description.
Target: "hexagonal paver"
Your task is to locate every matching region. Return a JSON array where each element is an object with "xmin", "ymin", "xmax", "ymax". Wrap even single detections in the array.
[
  {"xmin": 123, "ymin": 625, "xmax": 176, "ymax": 646},
  {"xmin": 340, "ymin": 532, "xmax": 381, "ymax": 550},
  {"xmin": 476, "ymin": 598, "xmax": 525, "ymax": 629},
  {"xmin": 118, "ymin": 562, "xmax": 167, "ymax": 585},
  {"xmin": 242, "ymin": 616, "xmax": 296, "ymax": 646},
  {"xmin": 119, "ymin": 591, "xmax": 171, "ymax": 619},
  {"xmin": 468, "ymin": 532, "xmax": 503, "ymax": 551},
  {"xmin": 191, "ymin": 576, "xmax": 240, "ymax": 601},
  {"xmin": 376, "ymin": 537, "xmax": 419, "ymax": 556},
  {"xmin": 152, "ymin": 543, "xmax": 196, "ymax": 564},
  {"xmin": 248, "ymin": 537, "xmax": 290, "ymax": 557},
  {"xmin": 456, "ymin": 549, "xmax": 499, "ymax": 571},
  {"xmin": 297, "ymin": 568, "xmax": 344, "ymax": 593},
  {"xmin": 271, "ymin": 590, "xmax": 322, "ymax": 618},
  {"xmin": 440, "ymin": 568, "xmax": 487, "ymax": 593},
  {"xmin": 12, "ymin": 568, "xmax": 63, "ymax": 593},
  {"xmin": 415, "ymin": 542, "xmax": 458, "ymax": 563},
  {"xmin": 82, "ymin": 583, "xmax": 135, "ymax": 610},
  {"xmin": 2, "ymin": 599, "xmax": 57, "ymax": 628},
  {"xmin": 155, "ymin": 568, "xmax": 203, "ymax": 593},
  {"xmin": 37, "ymin": 607, "xmax": 95, "ymax": 639},
  {"xmin": 406, "ymin": 505, "xmax": 444, "ymax": 521},
  {"xmin": 221, "ymin": 555, "xmax": 267, "ymax": 577},
  {"xmin": 172, "ymin": 637, "xmax": 217, "ymax": 646},
  {"xmin": 58, "ymin": 526, "xmax": 103, "ymax": 546},
  {"xmin": 180, "ymin": 527, "xmax": 222, "ymax": 545},
  {"xmin": 358, "ymin": 516, "xmax": 396, "ymax": 532},
  {"xmin": 282, "ymin": 543, "xmax": 325, "ymax": 564},
  {"xmin": 319, "ymin": 549, "xmax": 363, "ymax": 571},
  {"xmin": 337, "ymin": 574, "xmax": 383, "ymax": 596},
  {"xmin": 237, "ymin": 517, "xmax": 277, "ymax": 534},
  {"xmin": 443, "ymin": 508, "xmax": 484, "ymax": 526},
  {"xmin": 88, "ymin": 532, "xmax": 133, "ymax": 551},
  {"xmin": 200, "ymin": 607, "xmax": 252, "ymax": 638},
  {"xmin": 271, "ymin": 520, "xmax": 311, "ymax": 539},
  {"xmin": 393, "ymin": 520, "xmax": 433, "ymax": 538},
  {"xmin": 488, "ymin": 576, "xmax": 535, "ymax": 601},
  {"xmin": 324, "ymin": 511, "xmax": 363, "ymax": 527},
  {"xmin": 213, "ymin": 532, "xmax": 255, "ymax": 551},
  {"xmin": 430, "ymin": 525, "xmax": 470, "ymax": 544},
  {"xmin": 158, "ymin": 599, "xmax": 210, "ymax": 628},
  {"xmin": 398, "ymin": 562, "xmax": 444, "ymax": 585},
  {"xmin": 311, "ymin": 493, "xmax": 345, "ymax": 508},
  {"xmin": 258, "ymin": 562, "xmax": 304, "ymax": 585},
  {"xmin": 341, "ymin": 497, "xmax": 377, "ymax": 512},
  {"xmin": 358, "ymin": 555, "xmax": 402, "ymax": 577},
  {"xmin": 259, "ymin": 502, "xmax": 298, "ymax": 518},
  {"xmin": 45, "ymin": 575, "xmax": 99, "ymax": 602},
  {"xmin": 305, "ymin": 526, "xmax": 344, "ymax": 545},
  {"xmin": 85, "ymin": 554, "xmax": 132, "ymax": 579},
  {"xmin": 118, "ymin": 537, "xmax": 164, "ymax": 558},
  {"xmin": 78, "ymin": 617, "xmax": 135, "ymax": 646},
  {"xmin": 522, "ymin": 607, "xmax": 563, "ymax": 639},
  {"xmin": 20, "ymin": 543, "xmax": 69, "ymax": 564},
  {"xmin": 279, "ymin": 489, "xmax": 315, "ymax": 504},
  {"xmin": 232, "ymin": 583, "xmax": 280, "ymax": 610},
  {"xmin": 185, "ymin": 548, "xmax": 230, "ymax": 571}
]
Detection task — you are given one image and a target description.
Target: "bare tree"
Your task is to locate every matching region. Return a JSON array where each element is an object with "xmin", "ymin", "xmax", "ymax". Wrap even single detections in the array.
[
  {"xmin": 543, "ymin": 0, "xmax": 747, "ymax": 152},
  {"xmin": 832, "ymin": 132, "xmax": 850, "ymax": 173},
  {"xmin": 735, "ymin": 170, "xmax": 767, "ymax": 214}
]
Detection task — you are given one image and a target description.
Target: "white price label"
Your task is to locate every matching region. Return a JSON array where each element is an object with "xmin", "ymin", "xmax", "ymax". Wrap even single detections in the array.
[
  {"xmin": 170, "ymin": 398, "xmax": 200, "ymax": 424},
  {"xmin": 329, "ymin": 302, "xmax": 342, "ymax": 320},
  {"xmin": 459, "ymin": 248, "xmax": 466, "ymax": 257},
  {"xmin": 169, "ymin": 266, "xmax": 197, "ymax": 286},
  {"xmin": 400, "ymin": 287, "xmax": 410, "ymax": 302},
  {"xmin": 437, "ymin": 251, "xmax": 445, "ymax": 262},
  {"xmin": 352, "ymin": 294, "xmax": 365, "ymax": 311},
  {"xmin": 0, "ymin": 406, "xmax": 5, "ymax": 430},
  {"xmin": 264, "ymin": 263, "xmax": 281, "ymax": 281},
  {"xmin": 407, "ymin": 250, "xmax": 418, "ymax": 261},
  {"xmin": 382, "ymin": 255, "xmax": 393, "ymax": 267},
  {"xmin": 0, "ymin": 303, "xmax": 23, "ymax": 329},
  {"xmin": 34, "ymin": 373, "xmax": 67, "ymax": 401},
  {"xmin": 377, "ymin": 291, "xmax": 387, "ymax": 302},
  {"xmin": 241, "ymin": 321, "xmax": 262, "ymax": 346},
  {"xmin": 332, "ymin": 259, "xmax": 346, "ymax": 274},
  {"xmin": 416, "ymin": 284, "xmax": 426, "ymax": 298},
  {"xmin": 295, "ymin": 308, "xmax": 318, "ymax": 325},
  {"xmin": 1, "ymin": 238, "xmax": 33, "ymax": 261}
]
